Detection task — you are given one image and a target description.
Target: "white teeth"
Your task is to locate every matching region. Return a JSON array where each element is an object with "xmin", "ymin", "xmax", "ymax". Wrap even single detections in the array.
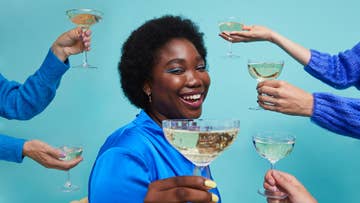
[{"xmin": 183, "ymin": 94, "xmax": 201, "ymax": 101}]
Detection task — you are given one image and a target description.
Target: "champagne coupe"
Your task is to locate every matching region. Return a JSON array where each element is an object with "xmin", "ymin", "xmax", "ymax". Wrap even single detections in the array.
[
  {"xmin": 66, "ymin": 8, "xmax": 103, "ymax": 68},
  {"xmin": 253, "ymin": 132, "xmax": 295, "ymax": 199},
  {"xmin": 163, "ymin": 119, "xmax": 240, "ymax": 178},
  {"xmin": 247, "ymin": 59, "xmax": 284, "ymax": 110},
  {"xmin": 218, "ymin": 17, "xmax": 243, "ymax": 58},
  {"xmin": 59, "ymin": 146, "xmax": 83, "ymax": 192}
]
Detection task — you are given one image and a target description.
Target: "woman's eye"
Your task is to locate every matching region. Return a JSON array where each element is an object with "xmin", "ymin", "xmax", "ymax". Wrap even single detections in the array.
[
  {"xmin": 166, "ymin": 67, "xmax": 184, "ymax": 74},
  {"xmin": 196, "ymin": 65, "xmax": 208, "ymax": 71}
]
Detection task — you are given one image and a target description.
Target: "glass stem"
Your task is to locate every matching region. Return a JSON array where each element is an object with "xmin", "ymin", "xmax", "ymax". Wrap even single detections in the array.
[
  {"xmin": 270, "ymin": 163, "xmax": 275, "ymax": 170},
  {"xmin": 193, "ymin": 166, "xmax": 210, "ymax": 179},
  {"xmin": 65, "ymin": 171, "xmax": 72, "ymax": 187},
  {"xmin": 228, "ymin": 42, "xmax": 233, "ymax": 56}
]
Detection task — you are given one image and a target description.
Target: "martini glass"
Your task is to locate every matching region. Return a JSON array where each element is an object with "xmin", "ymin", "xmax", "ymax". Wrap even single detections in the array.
[
  {"xmin": 218, "ymin": 17, "xmax": 243, "ymax": 58},
  {"xmin": 247, "ymin": 59, "xmax": 284, "ymax": 110},
  {"xmin": 66, "ymin": 8, "xmax": 103, "ymax": 68},
  {"xmin": 252, "ymin": 132, "xmax": 295, "ymax": 199},
  {"xmin": 163, "ymin": 119, "xmax": 240, "ymax": 178},
  {"xmin": 58, "ymin": 146, "xmax": 83, "ymax": 192}
]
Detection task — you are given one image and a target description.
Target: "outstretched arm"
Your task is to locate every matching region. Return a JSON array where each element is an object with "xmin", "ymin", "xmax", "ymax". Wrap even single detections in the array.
[
  {"xmin": 219, "ymin": 25, "xmax": 311, "ymax": 65},
  {"xmin": 0, "ymin": 28, "xmax": 91, "ymax": 120}
]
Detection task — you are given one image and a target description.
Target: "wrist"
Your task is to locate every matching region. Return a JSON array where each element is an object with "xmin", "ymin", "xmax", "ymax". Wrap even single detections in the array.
[
  {"xmin": 51, "ymin": 44, "xmax": 68, "ymax": 62},
  {"xmin": 22, "ymin": 140, "xmax": 32, "ymax": 157}
]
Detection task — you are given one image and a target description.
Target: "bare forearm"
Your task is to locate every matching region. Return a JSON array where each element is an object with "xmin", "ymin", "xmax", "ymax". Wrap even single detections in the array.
[{"xmin": 269, "ymin": 31, "xmax": 311, "ymax": 66}]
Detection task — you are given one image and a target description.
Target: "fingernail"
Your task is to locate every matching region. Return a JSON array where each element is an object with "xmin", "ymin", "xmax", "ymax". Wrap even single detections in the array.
[
  {"xmin": 211, "ymin": 193, "xmax": 219, "ymax": 202},
  {"xmin": 60, "ymin": 152, "xmax": 66, "ymax": 158},
  {"xmin": 204, "ymin": 180, "xmax": 217, "ymax": 188}
]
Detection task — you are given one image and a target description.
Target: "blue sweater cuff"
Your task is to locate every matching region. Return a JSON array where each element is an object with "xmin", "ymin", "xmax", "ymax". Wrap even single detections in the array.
[
  {"xmin": 37, "ymin": 49, "xmax": 70, "ymax": 85},
  {"xmin": 0, "ymin": 135, "xmax": 26, "ymax": 163}
]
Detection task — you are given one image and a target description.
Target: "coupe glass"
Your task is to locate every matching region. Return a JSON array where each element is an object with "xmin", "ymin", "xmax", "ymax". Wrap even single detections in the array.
[
  {"xmin": 163, "ymin": 119, "xmax": 240, "ymax": 178},
  {"xmin": 253, "ymin": 131, "xmax": 295, "ymax": 199},
  {"xmin": 58, "ymin": 146, "xmax": 83, "ymax": 192},
  {"xmin": 66, "ymin": 8, "xmax": 103, "ymax": 68},
  {"xmin": 218, "ymin": 17, "xmax": 243, "ymax": 58},
  {"xmin": 247, "ymin": 59, "xmax": 284, "ymax": 110}
]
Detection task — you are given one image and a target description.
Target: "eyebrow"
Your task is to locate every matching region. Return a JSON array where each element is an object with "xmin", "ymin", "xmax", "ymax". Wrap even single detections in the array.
[{"xmin": 165, "ymin": 56, "xmax": 204, "ymax": 65}]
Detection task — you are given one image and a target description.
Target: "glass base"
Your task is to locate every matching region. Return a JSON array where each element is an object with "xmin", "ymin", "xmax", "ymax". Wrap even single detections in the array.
[
  {"xmin": 258, "ymin": 188, "xmax": 287, "ymax": 199},
  {"xmin": 61, "ymin": 182, "xmax": 79, "ymax": 192},
  {"xmin": 222, "ymin": 53, "xmax": 241, "ymax": 58},
  {"xmin": 72, "ymin": 63, "xmax": 97, "ymax": 69}
]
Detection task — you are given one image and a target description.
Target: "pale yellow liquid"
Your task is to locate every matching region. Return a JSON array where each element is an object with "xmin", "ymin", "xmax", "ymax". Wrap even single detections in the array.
[
  {"xmin": 59, "ymin": 146, "xmax": 83, "ymax": 161},
  {"xmin": 253, "ymin": 139, "xmax": 294, "ymax": 164},
  {"xmin": 71, "ymin": 13, "xmax": 102, "ymax": 27},
  {"xmin": 164, "ymin": 128, "xmax": 238, "ymax": 166},
  {"xmin": 218, "ymin": 22, "xmax": 243, "ymax": 32},
  {"xmin": 248, "ymin": 62, "xmax": 283, "ymax": 81}
]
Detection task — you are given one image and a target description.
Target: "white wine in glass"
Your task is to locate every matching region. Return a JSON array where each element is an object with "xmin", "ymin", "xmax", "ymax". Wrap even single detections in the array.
[
  {"xmin": 218, "ymin": 17, "xmax": 243, "ymax": 58},
  {"xmin": 253, "ymin": 132, "xmax": 295, "ymax": 199},
  {"xmin": 247, "ymin": 60, "xmax": 284, "ymax": 110},
  {"xmin": 59, "ymin": 146, "xmax": 83, "ymax": 192},
  {"xmin": 163, "ymin": 119, "xmax": 239, "ymax": 178},
  {"xmin": 66, "ymin": 8, "xmax": 103, "ymax": 68}
]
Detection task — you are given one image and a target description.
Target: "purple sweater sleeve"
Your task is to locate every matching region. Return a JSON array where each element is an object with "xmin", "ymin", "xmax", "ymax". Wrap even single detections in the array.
[{"xmin": 304, "ymin": 42, "xmax": 360, "ymax": 89}]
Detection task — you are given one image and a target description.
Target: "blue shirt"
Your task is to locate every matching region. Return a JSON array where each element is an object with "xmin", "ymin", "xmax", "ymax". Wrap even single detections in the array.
[
  {"xmin": 89, "ymin": 110, "xmax": 221, "ymax": 203},
  {"xmin": 0, "ymin": 49, "xmax": 70, "ymax": 163},
  {"xmin": 305, "ymin": 42, "xmax": 360, "ymax": 137}
]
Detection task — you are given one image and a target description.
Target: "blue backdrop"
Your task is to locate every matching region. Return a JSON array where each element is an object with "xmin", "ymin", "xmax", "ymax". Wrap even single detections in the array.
[{"xmin": 1, "ymin": 0, "xmax": 359, "ymax": 202}]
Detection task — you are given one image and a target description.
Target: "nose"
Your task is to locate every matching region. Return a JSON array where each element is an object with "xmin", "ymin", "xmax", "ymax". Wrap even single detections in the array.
[{"xmin": 185, "ymin": 70, "xmax": 202, "ymax": 87}]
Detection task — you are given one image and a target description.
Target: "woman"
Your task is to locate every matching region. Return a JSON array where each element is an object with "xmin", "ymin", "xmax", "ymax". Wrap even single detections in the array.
[
  {"xmin": 220, "ymin": 25, "xmax": 360, "ymax": 137},
  {"xmin": 89, "ymin": 16, "xmax": 219, "ymax": 203}
]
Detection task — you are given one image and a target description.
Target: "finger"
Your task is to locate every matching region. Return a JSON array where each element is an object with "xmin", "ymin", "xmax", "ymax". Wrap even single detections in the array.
[
  {"xmin": 242, "ymin": 25, "xmax": 252, "ymax": 30},
  {"xmin": 219, "ymin": 32, "xmax": 233, "ymax": 42},
  {"xmin": 149, "ymin": 176, "xmax": 216, "ymax": 191},
  {"xmin": 257, "ymin": 80, "xmax": 282, "ymax": 89},
  {"xmin": 265, "ymin": 170, "xmax": 276, "ymax": 186},
  {"xmin": 257, "ymin": 86, "xmax": 280, "ymax": 98},
  {"xmin": 267, "ymin": 198, "xmax": 287, "ymax": 203},
  {"xmin": 258, "ymin": 94, "xmax": 277, "ymax": 105},
  {"xmin": 272, "ymin": 171, "xmax": 298, "ymax": 193},
  {"xmin": 48, "ymin": 156, "xmax": 83, "ymax": 171}
]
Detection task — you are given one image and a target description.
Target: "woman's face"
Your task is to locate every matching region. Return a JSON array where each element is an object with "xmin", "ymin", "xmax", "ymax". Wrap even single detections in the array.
[{"xmin": 145, "ymin": 38, "xmax": 210, "ymax": 122}]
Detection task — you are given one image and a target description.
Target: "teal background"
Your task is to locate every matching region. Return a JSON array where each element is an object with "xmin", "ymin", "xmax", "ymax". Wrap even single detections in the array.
[{"xmin": 1, "ymin": 0, "xmax": 359, "ymax": 202}]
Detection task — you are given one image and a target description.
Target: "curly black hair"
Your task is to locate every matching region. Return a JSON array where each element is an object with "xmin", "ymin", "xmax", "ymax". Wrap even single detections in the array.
[{"xmin": 118, "ymin": 15, "xmax": 207, "ymax": 109}]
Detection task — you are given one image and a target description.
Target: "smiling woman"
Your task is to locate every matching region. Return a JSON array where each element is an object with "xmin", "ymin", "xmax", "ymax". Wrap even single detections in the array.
[{"xmin": 88, "ymin": 15, "xmax": 219, "ymax": 203}]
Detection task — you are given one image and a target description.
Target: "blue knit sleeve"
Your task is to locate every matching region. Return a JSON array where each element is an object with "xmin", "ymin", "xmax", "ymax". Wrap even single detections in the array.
[
  {"xmin": 0, "ymin": 134, "xmax": 26, "ymax": 163},
  {"xmin": 304, "ymin": 42, "xmax": 360, "ymax": 89},
  {"xmin": 311, "ymin": 92, "xmax": 360, "ymax": 138},
  {"xmin": 0, "ymin": 49, "xmax": 70, "ymax": 120}
]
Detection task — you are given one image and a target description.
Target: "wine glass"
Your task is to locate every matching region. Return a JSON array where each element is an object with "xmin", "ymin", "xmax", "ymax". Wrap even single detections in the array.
[
  {"xmin": 218, "ymin": 17, "xmax": 243, "ymax": 58},
  {"xmin": 252, "ymin": 131, "xmax": 295, "ymax": 199},
  {"xmin": 162, "ymin": 119, "xmax": 240, "ymax": 178},
  {"xmin": 66, "ymin": 8, "xmax": 103, "ymax": 68},
  {"xmin": 58, "ymin": 145, "xmax": 83, "ymax": 192},
  {"xmin": 247, "ymin": 59, "xmax": 284, "ymax": 110}
]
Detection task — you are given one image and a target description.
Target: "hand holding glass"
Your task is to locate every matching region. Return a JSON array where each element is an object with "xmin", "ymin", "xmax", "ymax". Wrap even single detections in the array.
[
  {"xmin": 253, "ymin": 132, "xmax": 295, "ymax": 199},
  {"xmin": 66, "ymin": 8, "xmax": 103, "ymax": 68},
  {"xmin": 247, "ymin": 60, "xmax": 284, "ymax": 110},
  {"xmin": 163, "ymin": 119, "xmax": 239, "ymax": 178},
  {"xmin": 218, "ymin": 17, "xmax": 243, "ymax": 58},
  {"xmin": 59, "ymin": 146, "xmax": 83, "ymax": 192}
]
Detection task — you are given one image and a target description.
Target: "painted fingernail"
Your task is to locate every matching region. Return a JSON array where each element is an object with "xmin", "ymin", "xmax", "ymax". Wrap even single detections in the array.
[
  {"xmin": 211, "ymin": 193, "xmax": 219, "ymax": 202},
  {"xmin": 60, "ymin": 152, "xmax": 66, "ymax": 158},
  {"xmin": 204, "ymin": 180, "xmax": 217, "ymax": 188}
]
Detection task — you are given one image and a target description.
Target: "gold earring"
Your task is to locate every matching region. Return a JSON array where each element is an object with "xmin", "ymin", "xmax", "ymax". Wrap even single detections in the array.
[{"xmin": 147, "ymin": 92, "xmax": 152, "ymax": 103}]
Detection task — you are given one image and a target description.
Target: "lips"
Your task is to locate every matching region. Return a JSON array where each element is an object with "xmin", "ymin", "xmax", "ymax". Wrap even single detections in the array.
[{"xmin": 180, "ymin": 93, "xmax": 204, "ymax": 108}]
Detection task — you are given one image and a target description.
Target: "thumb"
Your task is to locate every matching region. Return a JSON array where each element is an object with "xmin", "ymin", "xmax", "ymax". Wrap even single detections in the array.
[{"xmin": 272, "ymin": 171, "xmax": 298, "ymax": 193}]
